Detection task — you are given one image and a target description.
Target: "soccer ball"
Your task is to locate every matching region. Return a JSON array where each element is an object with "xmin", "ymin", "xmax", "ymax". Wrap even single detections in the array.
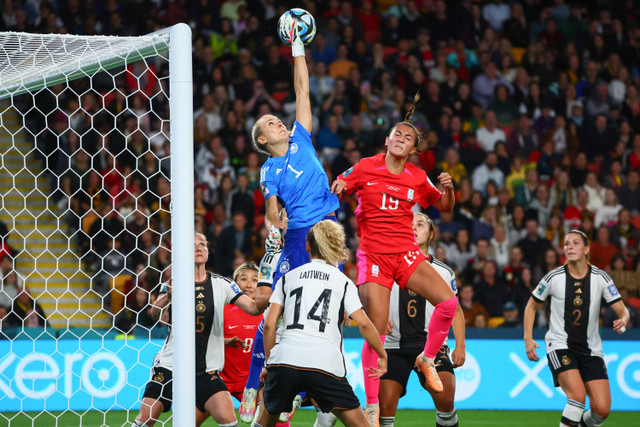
[{"xmin": 278, "ymin": 8, "xmax": 317, "ymax": 46}]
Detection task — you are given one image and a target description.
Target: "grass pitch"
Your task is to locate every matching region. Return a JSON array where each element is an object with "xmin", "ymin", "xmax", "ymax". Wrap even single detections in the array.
[{"xmin": 0, "ymin": 409, "xmax": 638, "ymax": 426}]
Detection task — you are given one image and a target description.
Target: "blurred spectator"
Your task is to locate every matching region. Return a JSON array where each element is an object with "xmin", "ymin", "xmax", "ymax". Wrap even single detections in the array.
[
  {"xmin": 472, "ymin": 312, "xmax": 489, "ymax": 328},
  {"xmin": 584, "ymin": 171, "xmax": 606, "ymax": 212},
  {"xmin": 317, "ymin": 114, "xmax": 343, "ymax": 163},
  {"xmin": 476, "ymin": 110, "xmax": 506, "ymax": 153},
  {"xmin": 507, "ymin": 204, "xmax": 527, "ymax": 245},
  {"xmin": 602, "ymin": 288, "xmax": 640, "ymax": 328},
  {"xmin": 518, "ymin": 217, "xmax": 553, "ymax": 268},
  {"xmin": 583, "ymin": 114, "xmax": 615, "ymax": 162},
  {"xmin": 472, "ymin": 62, "xmax": 513, "ymax": 110},
  {"xmin": 436, "ymin": 211, "xmax": 465, "ymax": 246},
  {"xmin": 213, "ymin": 211, "xmax": 252, "ymax": 277},
  {"xmin": 115, "ymin": 287, "xmax": 157, "ymax": 334},
  {"xmin": 529, "ymin": 185, "xmax": 552, "ymax": 228},
  {"xmin": 328, "ymin": 43, "xmax": 357, "ymax": 80},
  {"xmin": 490, "ymin": 224, "xmax": 510, "ymax": 270},
  {"xmin": 616, "ymin": 170, "xmax": 640, "ymax": 213},
  {"xmin": 498, "ymin": 301, "xmax": 522, "ymax": 328},
  {"xmin": 544, "ymin": 212, "xmax": 565, "ymax": 255},
  {"xmin": 458, "ymin": 283, "xmax": 489, "ymax": 328},
  {"xmin": 590, "ymin": 225, "xmax": 620, "ymax": 270},
  {"xmin": 483, "ymin": 0, "xmax": 510, "ymax": 32},
  {"xmin": 501, "ymin": 3, "xmax": 528, "ymax": 48},
  {"xmin": 0, "ymin": 255, "xmax": 22, "ymax": 307},
  {"xmin": 595, "ymin": 189, "xmax": 624, "ymax": 228},
  {"xmin": 609, "ymin": 209, "xmax": 639, "ymax": 251},
  {"xmin": 502, "ymin": 245, "xmax": 527, "ymax": 289},
  {"xmin": 505, "ymin": 156, "xmax": 526, "ymax": 197},
  {"xmin": 11, "ymin": 290, "xmax": 46, "ymax": 328},
  {"xmin": 226, "ymin": 174, "xmax": 254, "ymax": 229},
  {"xmin": 549, "ymin": 170, "xmax": 576, "ymax": 212},
  {"xmin": 564, "ymin": 188, "xmax": 592, "ymax": 231},
  {"xmin": 471, "ymin": 151, "xmax": 505, "ymax": 196},
  {"xmin": 487, "ymin": 85, "xmax": 518, "ymax": 128},
  {"xmin": 474, "ymin": 261, "xmax": 508, "ymax": 317},
  {"xmin": 514, "ymin": 168, "xmax": 539, "ymax": 210},
  {"xmin": 446, "ymin": 228, "xmax": 475, "ymax": 272},
  {"xmin": 462, "ymin": 237, "xmax": 493, "ymax": 285},
  {"xmin": 193, "ymin": 94, "xmax": 223, "ymax": 135},
  {"xmin": 447, "ymin": 39, "xmax": 478, "ymax": 82}
]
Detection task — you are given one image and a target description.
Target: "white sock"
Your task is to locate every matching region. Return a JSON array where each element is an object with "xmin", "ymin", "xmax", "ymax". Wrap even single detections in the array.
[
  {"xmin": 132, "ymin": 421, "xmax": 148, "ymax": 427},
  {"xmin": 436, "ymin": 408, "xmax": 458, "ymax": 426},
  {"xmin": 581, "ymin": 410, "xmax": 605, "ymax": 427},
  {"xmin": 251, "ymin": 401, "xmax": 262, "ymax": 427},
  {"xmin": 219, "ymin": 423, "xmax": 238, "ymax": 427},
  {"xmin": 380, "ymin": 416, "xmax": 394, "ymax": 426},
  {"xmin": 560, "ymin": 399, "xmax": 585, "ymax": 426},
  {"xmin": 314, "ymin": 411, "xmax": 338, "ymax": 427}
]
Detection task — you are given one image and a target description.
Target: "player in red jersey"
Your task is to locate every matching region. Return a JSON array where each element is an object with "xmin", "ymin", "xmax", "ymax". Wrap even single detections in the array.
[
  {"xmin": 220, "ymin": 262, "xmax": 263, "ymax": 402},
  {"xmin": 331, "ymin": 95, "xmax": 457, "ymax": 425}
]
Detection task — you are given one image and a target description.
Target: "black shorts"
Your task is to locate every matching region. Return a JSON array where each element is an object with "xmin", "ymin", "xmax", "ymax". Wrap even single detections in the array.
[
  {"xmin": 547, "ymin": 349, "xmax": 608, "ymax": 388},
  {"xmin": 381, "ymin": 345, "xmax": 454, "ymax": 397},
  {"xmin": 263, "ymin": 365, "xmax": 360, "ymax": 414},
  {"xmin": 142, "ymin": 367, "xmax": 229, "ymax": 412}
]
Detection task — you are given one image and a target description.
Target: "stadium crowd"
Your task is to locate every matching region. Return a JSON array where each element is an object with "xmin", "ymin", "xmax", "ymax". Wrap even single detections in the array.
[{"xmin": 1, "ymin": 0, "xmax": 640, "ymax": 331}]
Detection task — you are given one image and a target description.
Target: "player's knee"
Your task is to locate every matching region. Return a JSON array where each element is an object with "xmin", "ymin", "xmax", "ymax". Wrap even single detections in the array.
[
  {"xmin": 590, "ymin": 404, "xmax": 610, "ymax": 420},
  {"xmin": 378, "ymin": 399, "xmax": 396, "ymax": 416},
  {"xmin": 564, "ymin": 390, "xmax": 586, "ymax": 403},
  {"xmin": 434, "ymin": 401, "xmax": 455, "ymax": 413},
  {"xmin": 436, "ymin": 296, "xmax": 457, "ymax": 318}
]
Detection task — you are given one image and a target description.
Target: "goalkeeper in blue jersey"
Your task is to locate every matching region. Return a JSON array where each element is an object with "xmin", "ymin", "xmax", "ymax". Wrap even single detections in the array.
[{"xmin": 241, "ymin": 22, "xmax": 340, "ymax": 423}]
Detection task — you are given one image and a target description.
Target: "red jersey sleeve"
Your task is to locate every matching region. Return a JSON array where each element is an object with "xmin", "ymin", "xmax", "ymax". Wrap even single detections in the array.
[
  {"xmin": 417, "ymin": 173, "xmax": 443, "ymax": 208},
  {"xmin": 337, "ymin": 160, "xmax": 366, "ymax": 197}
]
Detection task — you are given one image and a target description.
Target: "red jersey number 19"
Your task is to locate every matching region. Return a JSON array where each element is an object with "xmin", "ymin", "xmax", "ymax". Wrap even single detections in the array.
[{"xmin": 381, "ymin": 193, "xmax": 399, "ymax": 210}]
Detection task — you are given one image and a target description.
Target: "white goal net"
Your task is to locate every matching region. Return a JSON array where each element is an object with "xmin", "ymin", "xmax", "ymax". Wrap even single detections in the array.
[{"xmin": 0, "ymin": 26, "xmax": 194, "ymax": 425}]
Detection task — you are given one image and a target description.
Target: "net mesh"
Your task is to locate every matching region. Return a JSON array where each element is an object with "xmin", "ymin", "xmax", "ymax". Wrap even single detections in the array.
[{"xmin": 0, "ymin": 30, "xmax": 175, "ymax": 425}]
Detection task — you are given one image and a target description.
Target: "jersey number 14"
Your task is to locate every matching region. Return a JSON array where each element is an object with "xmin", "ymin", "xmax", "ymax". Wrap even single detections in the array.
[{"xmin": 286, "ymin": 287, "xmax": 332, "ymax": 332}]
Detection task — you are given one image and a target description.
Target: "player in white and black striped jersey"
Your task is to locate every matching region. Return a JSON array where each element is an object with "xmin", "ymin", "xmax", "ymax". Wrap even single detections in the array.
[
  {"xmin": 255, "ymin": 220, "xmax": 388, "ymax": 427},
  {"xmin": 133, "ymin": 233, "xmax": 262, "ymax": 427},
  {"xmin": 379, "ymin": 213, "xmax": 466, "ymax": 427},
  {"xmin": 524, "ymin": 229, "xmax": 630, "ymax": 427}
]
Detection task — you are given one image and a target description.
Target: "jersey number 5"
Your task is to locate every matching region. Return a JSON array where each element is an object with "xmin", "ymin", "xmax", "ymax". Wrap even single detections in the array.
[
  {"xmin": 286, "ymin": 287, "xmax": 333, "ymax": 332},
  {"xmin": 380, "ymin": 193, "xmax": 399, "ymax": 210}
]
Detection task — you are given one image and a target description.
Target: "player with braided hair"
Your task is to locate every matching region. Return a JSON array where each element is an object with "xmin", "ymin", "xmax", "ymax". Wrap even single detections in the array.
[{"xmin": 332, "ymin": 93, "xmax": 457, "ymax": 426}]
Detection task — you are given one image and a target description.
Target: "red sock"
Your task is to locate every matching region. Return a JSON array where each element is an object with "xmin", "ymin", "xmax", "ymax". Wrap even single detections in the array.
[
  {"xmin": 424, "ymin": 296, "xmax": 457, "ymax": 358},
  {"xmin": 362, "ymin": 336, "xmax": 386, "ymax": 404}
]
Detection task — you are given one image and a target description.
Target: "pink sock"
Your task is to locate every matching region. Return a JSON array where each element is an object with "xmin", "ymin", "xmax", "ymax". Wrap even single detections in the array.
[
  {"xmin": 424, "ymin": 297, "xmax": 457, "ymax": 358},
  {"xmin": 362, "ymin": 336, "xmax": 386, "ymax": 404}
]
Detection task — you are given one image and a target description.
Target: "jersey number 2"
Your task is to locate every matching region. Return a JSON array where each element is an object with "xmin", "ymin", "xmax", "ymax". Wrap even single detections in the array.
[{"xmin": 287, "ymin": 287, "xmax": 333, "ymax": 332}]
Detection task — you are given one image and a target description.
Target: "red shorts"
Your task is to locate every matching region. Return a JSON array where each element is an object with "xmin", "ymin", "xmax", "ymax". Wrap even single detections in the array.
[
  {"xmin": 225, "ymin": 381, "xmax": 244, "ymax": 402},
  {"xmin": 356, "ymin": 249, "xmax": 426, "ymax": 290}
]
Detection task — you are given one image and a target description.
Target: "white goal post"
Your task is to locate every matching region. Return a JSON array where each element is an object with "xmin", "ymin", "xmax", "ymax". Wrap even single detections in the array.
[{"xmin": 0, "ymin": 24, "xmax": 194, "ymax": 425}]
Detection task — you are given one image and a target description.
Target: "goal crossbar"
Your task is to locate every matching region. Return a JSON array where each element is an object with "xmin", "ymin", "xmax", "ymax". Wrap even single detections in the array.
[{"xmin": 0, "ymin": 31, "xmax": 170, "ymax": 99}]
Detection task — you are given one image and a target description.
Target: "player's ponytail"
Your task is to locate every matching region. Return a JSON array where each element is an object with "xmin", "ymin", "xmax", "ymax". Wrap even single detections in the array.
[
  {"xmin": 251, "ymin": 116, "xmax": 272, "ymax": 155},
  {"xmin": 307, "ymin": 220, "xmax": 348, "ymax": 266},
  {"xmin": 391, "ymin": 92, "xmax": 429, "ymax": 153}
]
